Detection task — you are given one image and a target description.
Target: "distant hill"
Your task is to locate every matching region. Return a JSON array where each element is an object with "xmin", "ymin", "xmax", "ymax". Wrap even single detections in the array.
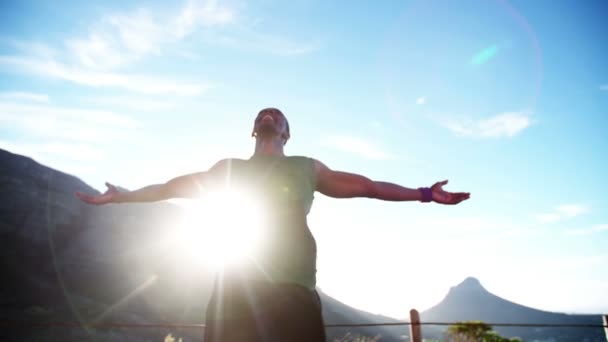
[
  {"xmin": 421, "ymin": 277, "xmax": 605, "ymax": 341},
  {"xmin": 4, "ymin": 148, "xmax": 605, "ymax": 342},
  {"xmin": 0, "ymin": 148, "xmax": 403, "ymax": 341}
]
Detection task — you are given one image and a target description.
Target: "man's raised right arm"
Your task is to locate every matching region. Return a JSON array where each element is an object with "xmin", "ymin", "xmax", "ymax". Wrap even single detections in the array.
[{"xmin": 75, "ymin": 160, "xmax": 228, "ymax": 205}]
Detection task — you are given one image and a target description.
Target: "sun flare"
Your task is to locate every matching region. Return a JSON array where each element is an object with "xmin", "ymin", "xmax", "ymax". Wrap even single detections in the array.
[{"xmin": 174, "ymin": 189, "xmax": 265, "ymax": 269}]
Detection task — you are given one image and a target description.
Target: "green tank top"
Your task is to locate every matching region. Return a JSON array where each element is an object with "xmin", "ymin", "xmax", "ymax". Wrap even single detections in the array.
[{"xmin": 216, "ymin": 155, "xmax": 317, "ymax": 289}]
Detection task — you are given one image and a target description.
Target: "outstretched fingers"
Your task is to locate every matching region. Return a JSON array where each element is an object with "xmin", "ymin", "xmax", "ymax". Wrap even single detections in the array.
[
  {"xmin": 74, "ymin": 191, "xmax": 107, "ymax": 205},
  {"xmin": 75, "ymin": 191, "xmax": 96, "ymax": 204},
  {"xmin": 433, "ymin": 180, "xmax": 449, "ymax": 189},
  {"xmin": 105, "ymin": 182, "xmax": 117, "ymax": 191},
  {"xmin": 450, "ymin": 192, "xmax": 470, "ymax": 204},
  {"xmin": 75, "ymin": 181, "xmax": 119, "ymax": 205}
]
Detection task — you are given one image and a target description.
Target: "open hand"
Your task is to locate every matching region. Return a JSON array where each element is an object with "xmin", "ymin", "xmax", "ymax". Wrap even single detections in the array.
[
  {"xmin": 75, "ymin": 182, "xmax": 120, "ymax": 205},
  {"xmin": 431, "ymin": 180, "xmax": 470, "ymax": 205}
]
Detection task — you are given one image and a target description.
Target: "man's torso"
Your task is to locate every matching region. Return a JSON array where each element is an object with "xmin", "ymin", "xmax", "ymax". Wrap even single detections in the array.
[{"xmin": 208, "ymin": 155, "xmax": 318, "ymax": 289}]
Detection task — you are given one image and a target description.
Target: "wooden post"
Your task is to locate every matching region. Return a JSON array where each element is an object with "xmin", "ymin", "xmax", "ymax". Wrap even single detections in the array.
[
  {"xmin": 603, "ymin": 315, "xmax": 608, "ymax": 342},
  {"xmin": 409, "ymin": 309, "xmax": 422, "ymax": 342}
]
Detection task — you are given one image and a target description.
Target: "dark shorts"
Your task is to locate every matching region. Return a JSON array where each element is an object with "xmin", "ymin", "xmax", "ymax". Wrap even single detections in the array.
[{"xmin": 204, "ymin": 278, "xmax": 326, "ymax": 342}]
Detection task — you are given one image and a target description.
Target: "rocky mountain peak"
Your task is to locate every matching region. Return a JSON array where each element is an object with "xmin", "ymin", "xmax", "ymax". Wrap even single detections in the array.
[{"xmin": 451, "ymin": 276, "xmax": 486, "ymax": 293}]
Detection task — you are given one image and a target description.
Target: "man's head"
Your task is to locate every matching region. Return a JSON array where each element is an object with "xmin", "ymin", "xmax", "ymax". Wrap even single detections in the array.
[{"xmin": 252, "ymin": 108, "xmax": 290, "ymax": 145}]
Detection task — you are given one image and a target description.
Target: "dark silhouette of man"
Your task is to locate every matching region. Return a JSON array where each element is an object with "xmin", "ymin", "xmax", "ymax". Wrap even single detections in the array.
[{"xmin": 76, "ymin": 108, "xmax": 470, "ymax": 341}]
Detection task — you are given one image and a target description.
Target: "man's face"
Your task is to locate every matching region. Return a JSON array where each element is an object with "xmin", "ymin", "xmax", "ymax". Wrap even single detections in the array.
[{"xmin": 253, "ymin": 108, "xmax": 289, "ymax": 139}]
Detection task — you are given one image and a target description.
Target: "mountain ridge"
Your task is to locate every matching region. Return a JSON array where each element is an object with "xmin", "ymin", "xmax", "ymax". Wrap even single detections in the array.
[
  {"xmin": 0, "ymin": 148, "xmax": 403, "ymax": 341},
  {"xmin": 1, "ymin": 148, "xmax": 605, "ymax": 341},
  {"xmin": 421, "ymin": 276, "xmax": 604, "ymax": 341}
]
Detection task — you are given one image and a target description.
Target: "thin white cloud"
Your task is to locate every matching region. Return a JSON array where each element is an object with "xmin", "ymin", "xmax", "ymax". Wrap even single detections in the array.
[
  {"xmin": 176, "ymin": 0, "xmax": 319, "ymax": 56},
  {"xmin": 537, "ymin": 203, "xmax": 589, "ymax": 224},
  {"xmin": 0, "ymin": 56, "xmax": 210, "ymax": 96},
  {"xmin": 3, "ymin": 38, "xmax": 57, "ymax": 59},
  {"xmin": 0, "ymin": 91, "xmax": 49, "ymax": 103},
  {"xmin": 0, "ymin": 3, "xmax": 224, "ymax": 95},
  {"xmin": 409, "ymin": 215, "xmax": 545, "ymax": 240},
  {"xmin": 325, "ymin": 135, "xmax": 397, "ymax": 160},
  {"xmin": 0, "ymin": 99, "xmax": 141, "ymax": 173},
  {"xmin": 200, "ymin": 27, "xmax": 319, "ymax": 56},
  {"xmin": 416, "ymin": 97, "xmax": 426, "ymax": 105},
  {"xmin": 537, "ymin": 213, "xmax": 562, "ymax": 224},
  {"xmin": 175, "ymin": 49, "xmax": 202, "ymax": 61},
  {"xmin": 478, "ymin": 112, "xmax": 531, "ymax": 137},
  {"xmin": 0, "ymin": 102, "xmax": 137, "ymax": 127},
  {"xmin": 439, "ymin": 111, "xmax": 532, "ymax": 139},
  {"xmin": 0, "ymin": 1, "xmax": 316, "ymax": 95},
  {"xmin": 540, "ymin": 254, "xmax": 608, "ymax": 269},
  {"xmin": 66, "ymin": 2, "xmax": 235, "ymax": 71},
  {"xmin": 83, "ymin": 96, "xmax": 175, "ymax": 112},
  {"xmin": 35, "ymin": 142, "xmax": 105, "ymax": 162},
  {"xmin": 175, "ymin": 0, "xmax": 235, "ymax": 38},
  {"xmin": 66, "ymin": 9, "xmax": 167, "ymax": 70},
  {"xmin": 424, "ymin": 216, "xmax": 513, "ymax": 232},
  {"xmin": 0, "ymin": 140, "xmax": 99, "ymax": 182},
  {"xmin": 0, "ymin": 101, "xmax": 138, "ymax": 144},
  {"xmin": 556, "ymin": 204, "xmax": 589, "ymax": 217},
  {"xmin": 564, "ymin": 224, "xmax": 608, "ymax": 236},
  {"xmin": 0, "ymin": 140, "xmax": 104, "ymax": 162}
]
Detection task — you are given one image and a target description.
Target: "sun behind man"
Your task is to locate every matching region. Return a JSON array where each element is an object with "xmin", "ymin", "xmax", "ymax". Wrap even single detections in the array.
[{"xmin": 76, "ymin": 108, "xmax": 470, "ymax": 342}]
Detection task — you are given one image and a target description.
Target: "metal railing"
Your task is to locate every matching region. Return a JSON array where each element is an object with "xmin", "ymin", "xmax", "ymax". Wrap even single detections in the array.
[{"xmin": 2, "ymin": 311, "xmax": 607, "ymax": 341}]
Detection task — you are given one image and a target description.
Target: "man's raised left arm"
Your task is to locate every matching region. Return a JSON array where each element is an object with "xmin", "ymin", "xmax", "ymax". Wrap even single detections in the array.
[{"xmin": 313, "ymin": 160, "xmax": 470, "ymax": 205}]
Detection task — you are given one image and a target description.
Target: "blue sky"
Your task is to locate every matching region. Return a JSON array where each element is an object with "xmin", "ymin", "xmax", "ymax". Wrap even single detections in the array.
[{"xmin": 1, "ymin": 0, "xmax": 607, "ymax": 318}]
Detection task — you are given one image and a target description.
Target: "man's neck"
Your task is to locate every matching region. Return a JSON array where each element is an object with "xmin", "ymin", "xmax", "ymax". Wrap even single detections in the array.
[{"xmin": 253, "ymin": 138, "xmax": 285, "ymax": 157}]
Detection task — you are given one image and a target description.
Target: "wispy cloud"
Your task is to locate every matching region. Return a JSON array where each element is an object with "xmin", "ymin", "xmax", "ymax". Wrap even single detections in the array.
[
  {"xmin": 200, "ymin": 26, "xmax": 319, "ymax": 56},
  {"xmin": 537, "ymin": 204, "xmax": 589, "ymax": 223},
  {"xmin": 65, "ymin": 2, "xmax": 235, "ymax": 71},
  {"xmin": 0, "ymin": 140, "xmax": 105, "ymax": 162},
  {"xmin": 66, "ymin": 9, "xmax": 169, "ymax": 70},
  {"xmin": 424, "ymin": 216, "xmax": 514, "ymax": 232},
  {"xmin": 540, "ymin": 254, "xmax": 608, "ymax": 270},
  {"xmin": 564, "ymin": 224, "xmax": 608, "ymax": 236},
  {"xmin": 83, "ymin": 96, "xmax": 176, "ymax": 112},
  {"xmin": 176, "ymin": 0, "xmax": 317, "ymax": 56},
  {"xmin": 0, "ymin": 2, "xmax": 227, "ymax": 95},
  {"xmin": 0, "ymin": 139, "xmax": 100, "ymax": 179},
  {"xmin": 0, "ymin": 56, "xmax": 210, "ymax": 96},
  {"xmin": 0, "ymin": 1, "xmax": 316, "ymax": 95},
  {"xmin": 0, "ymin": 101, "xmax": 138, "ymax": 143},
  {"xmin": 0, "ymin": 91, "xmax": 49, "ymax": 103},
  {"xmin": 416, "ymin": 97, "xmax": 426, "ymax": 105},
  {"xmin": 175, "ymin": 0, "xmax": 236, "ymax": 38},
  {"xmin": 438, "ymin": 111, "xmax": 532, "ymax": 139},
  {"xmin": 0, "ymin": 99, "xmax": 141, "ymax": 171},
  {"xmin": 556, "ymin": 204, "xmax": 589, "ymax": 217},
  {"xmin": 416, "ymin": 215, "xmax": 543, "ymax": 239},
  {"xmin": 325, "ymin": 135, "xmax": 397, "ymax": 160}
]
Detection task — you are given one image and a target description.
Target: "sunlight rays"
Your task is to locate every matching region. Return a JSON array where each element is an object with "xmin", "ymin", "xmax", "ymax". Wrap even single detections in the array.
[
  {"xmin": 92, "ymin": 274, "xmax": 159, "ymax": 324},
  {"xmin": 174, "ymin": 188, "xmax": 267, "ymax": 269}
]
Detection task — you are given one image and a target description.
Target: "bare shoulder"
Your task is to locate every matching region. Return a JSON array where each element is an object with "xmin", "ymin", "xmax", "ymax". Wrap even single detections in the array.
[
  {"xmin": 209, "ymin": 158, "xmax": 232, "ymax": 172},
  {"xmin": 206, "ymin": 158, "xmax": 249, "ymax": 179},
  {"xmin": 178, "ymin": 158, "xmax": 239, "ymax": 182},
  {"xmin": 309, "ymin": 158, "xmax": 330, "ymax": 174},
  {"xmin": 280, "ymin": 155, "xmax": 323, "ymax": 171}
]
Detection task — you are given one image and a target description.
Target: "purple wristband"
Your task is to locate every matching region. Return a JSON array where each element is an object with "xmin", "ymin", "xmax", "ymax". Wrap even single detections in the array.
[{"xmin": 418, "ymin": 187, "xmax": 433, "ymax": 203}]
